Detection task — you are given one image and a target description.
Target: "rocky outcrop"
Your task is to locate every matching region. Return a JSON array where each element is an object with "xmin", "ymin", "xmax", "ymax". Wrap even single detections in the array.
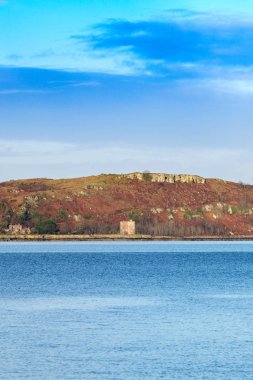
[{"xmin": 120, "ymin": 173, "xmax": 205, "ymax": 184}]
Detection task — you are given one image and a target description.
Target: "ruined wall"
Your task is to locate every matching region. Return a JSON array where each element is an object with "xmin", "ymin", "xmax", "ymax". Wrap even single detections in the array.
[
  {"xmin": 119, "ymin": 173, "xmax": 205, "ymax": 184},
  {"xmin": 6, "ymin": 224, "xmax": 31, "ymax": 235}
]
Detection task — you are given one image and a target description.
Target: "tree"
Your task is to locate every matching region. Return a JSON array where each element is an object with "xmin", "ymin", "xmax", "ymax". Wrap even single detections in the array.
[{"xmin": 35, "ymin": 218, "xmax": 57, "ymax": 234}]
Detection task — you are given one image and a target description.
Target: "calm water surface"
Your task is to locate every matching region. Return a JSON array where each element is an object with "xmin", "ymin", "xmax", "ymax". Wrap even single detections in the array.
[{"xmin": 0, "ymin": 242, "xmax": 252, "ymax": 379}]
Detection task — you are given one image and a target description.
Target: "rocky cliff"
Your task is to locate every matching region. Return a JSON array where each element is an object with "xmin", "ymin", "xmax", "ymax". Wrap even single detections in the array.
[{"xmin": 120, "ymin": 173, "xmax": 206, "ymax": 184}]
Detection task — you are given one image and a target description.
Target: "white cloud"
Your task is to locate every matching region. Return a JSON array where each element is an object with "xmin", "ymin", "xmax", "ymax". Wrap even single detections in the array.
[
  {"xmin": 211, "ymin": 79, "xmax": 253, "ymax": 95},
  {"xmin": 0, "ymin": 89, "xmax": 47, "ymax": 95},
  {"xmin": 183, "ymin": 76, "xmax": 253, "ymax": 96},
  {"xmin": 0, "ymin": 140, "xmax": 74, "ymax": 157},
  {"xmin": 0, "ymin": 139, "xmax": 253, "ymax": 184},
  {"xmin": 68, "ymin": 81, "xmax": 100, "ymax": 87}
]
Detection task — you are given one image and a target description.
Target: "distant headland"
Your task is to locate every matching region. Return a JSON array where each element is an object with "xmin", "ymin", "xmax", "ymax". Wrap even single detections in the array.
[{"xmin": 0, "ymin": 172, "xmax": 253, "ymax": 240}]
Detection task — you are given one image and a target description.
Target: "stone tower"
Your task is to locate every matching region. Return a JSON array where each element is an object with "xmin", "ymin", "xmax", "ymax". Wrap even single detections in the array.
[{"xmin": 120, "ymin": 220, "xmax": 136, "ymax": 235}]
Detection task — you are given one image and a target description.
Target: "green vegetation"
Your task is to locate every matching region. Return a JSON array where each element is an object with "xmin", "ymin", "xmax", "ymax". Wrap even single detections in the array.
[
  {"xmin": 230, "ymin": 205, "xmax": 238, "ymax": 215},
  {"xmin": 0, "ymin": 201, "xmax": 6, "ymax": 212},
  {"xmin": 183, "ymin": 208, "xmax": 194, "ymax": 220},
  {"xmin": 0, "ymin": 220, "xmax": 9, "ymax": 232},
  {"xmin": 195, "ymin": 207, "xmax": 204, "ymax": 217},
  {"xmin": 32, "ymin": 212, "xmax": 58, "ymax": 234},
  {"xmin": 19, "ymin": 208, "xmax": 31, "ymax": 222},
  {"xmin": 127, "ymin": 211, "xmax": 142, "ymax": 221},
  {"xmin": 183, "ymin": 207, "xmax": 204, "ymax": 220},
  {"xmin": 35, "ymin": 218, "xmax": 57, "ymax": 234},
  {"xmin": 142, "ymin": 172, "xmax": 152, "ymax": 182},
  {"xmin": 83, "ymin": 213, "xmax": 92, "ymax": 220},
  {"xmin": 56, "ymin": 209, "xmax": 68, "ymax": 220},
  {"xmin": 17, "ymin": 182, "xmax": 52, "ymax": 192},
  {"xmin": 32, "ymin": 211, "xmax": 41, "ymax": 220}
]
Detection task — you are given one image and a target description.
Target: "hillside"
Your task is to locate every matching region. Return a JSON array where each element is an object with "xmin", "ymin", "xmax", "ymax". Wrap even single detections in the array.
[{"xmin": 1, "ymin": 172, "xmax": 253, "ymax": 236}]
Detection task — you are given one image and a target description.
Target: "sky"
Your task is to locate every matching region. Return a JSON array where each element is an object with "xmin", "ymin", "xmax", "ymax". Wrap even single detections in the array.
[{"xmin": 1, "ymin": 0, "xmax": 253, "ymax": 182}]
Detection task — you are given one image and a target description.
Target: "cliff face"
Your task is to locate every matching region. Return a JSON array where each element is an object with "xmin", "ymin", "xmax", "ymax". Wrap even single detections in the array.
[
  {"xmin": 0, "ymin": 172, "xmax": 253, "ymax": 236},
  {"xmin": 120, "ymin": 173, "xmax": 205, "ymax": 184}
]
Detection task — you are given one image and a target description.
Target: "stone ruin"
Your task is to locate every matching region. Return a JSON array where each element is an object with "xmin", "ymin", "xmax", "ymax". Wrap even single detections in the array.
[{"xmin": 6, "ymin": 224, "xmax": 31, "ymax": 235}]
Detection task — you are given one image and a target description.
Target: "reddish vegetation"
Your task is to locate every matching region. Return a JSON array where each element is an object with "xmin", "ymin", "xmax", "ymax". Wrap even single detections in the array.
[{"xmin": 1, "ymin": 173, "xmax": 253, "ymax": 236}]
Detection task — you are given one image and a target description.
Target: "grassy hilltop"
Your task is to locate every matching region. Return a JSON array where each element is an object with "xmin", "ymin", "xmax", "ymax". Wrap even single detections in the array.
[{"xmin": 1, "ymin": 172, "xmax": 253, "ymax": 237}]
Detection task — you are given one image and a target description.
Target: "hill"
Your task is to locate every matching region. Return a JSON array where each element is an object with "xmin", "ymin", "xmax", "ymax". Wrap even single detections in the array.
[{"xmin": 1, "ymin": 172, "xmax": 253, "ymax": 236}]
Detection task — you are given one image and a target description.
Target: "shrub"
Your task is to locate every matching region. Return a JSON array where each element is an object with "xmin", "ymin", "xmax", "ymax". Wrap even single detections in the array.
[
  {"xmin": 142, "ymin": 172, "xmax": 152, "ymax": 182},
  {"xmin": 128, "ymin": 211, "xmax": 142, "ymax": 220},
  {"xmin": 56, "ymin": 209, "xmax": 68, "ymax": 220},
  {"xmin": 83, "ymin": 214, "xmax": 92, "ymax": 220},
  {"xmin": 19, "ymin": 209, "xmax": 30, "ymax": 222},
  {"xmin": 183, "ymin": 208, "xmax": 194, "ymax": 220},
  {"xmin": 35, "ymin": 218, "xmax": 57, "ymax": 234},
  {"xmin": 195, "ymin": 207, "xmax": 204, "ymax": 217}
]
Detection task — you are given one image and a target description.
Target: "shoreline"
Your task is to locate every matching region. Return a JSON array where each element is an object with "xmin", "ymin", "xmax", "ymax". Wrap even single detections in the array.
[{"xmin": 1, "ymin": 234, "xmax": 253, "ymax": 242}]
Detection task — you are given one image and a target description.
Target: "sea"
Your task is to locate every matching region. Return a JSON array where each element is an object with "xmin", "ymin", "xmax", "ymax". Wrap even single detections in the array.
[{"xmin": 0, "ymin": 241, "xmax": 252, "ymax": 379}]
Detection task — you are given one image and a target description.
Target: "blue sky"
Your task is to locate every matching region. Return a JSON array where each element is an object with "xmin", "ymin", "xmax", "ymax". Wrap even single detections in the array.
[{"xmin": 1, "ymin": 0, "xmax": 253, "ymax": 182}]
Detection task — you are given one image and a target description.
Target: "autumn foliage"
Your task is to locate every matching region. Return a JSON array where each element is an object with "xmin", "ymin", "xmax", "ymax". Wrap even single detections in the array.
[{"xmin": 1, "ymin": 174, "xmax": 253, "ymax": 236}]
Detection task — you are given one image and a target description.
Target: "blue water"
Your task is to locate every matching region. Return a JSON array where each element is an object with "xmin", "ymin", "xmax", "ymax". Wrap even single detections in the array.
[{"xmin": 0, "ymin": 242, "xmax": 252, "ymax": 379}]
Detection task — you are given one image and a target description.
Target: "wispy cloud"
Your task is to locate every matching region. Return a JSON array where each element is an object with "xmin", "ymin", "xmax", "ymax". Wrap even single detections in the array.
[
  {"xmin": 200, "ymin": 79, "xmax": 253, "ymax": 95},
  {"xmin": 31, "ymin": 49, "xmax": 55, "ymax": 59},
  {"xmin": 68, "ymin": 81, "xmax": 100, "ymax": 87},
  {"xmin": 165, "ymin": 8, "xmax": 207, "ymax": 19},
  {"xmin": 0, "ymin": 89, "xmax": 48, "ymax": 95},
  {"xmin": 6, "ymin": 54, "xmax": 23, "ymax": 61},
  {"xmin": 2, "ymin": 63, "xmax": 253, "ymax": 98},
  {"xmin": 0, "ymin": 67, "xmax": 104, "ymax": 94}
]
